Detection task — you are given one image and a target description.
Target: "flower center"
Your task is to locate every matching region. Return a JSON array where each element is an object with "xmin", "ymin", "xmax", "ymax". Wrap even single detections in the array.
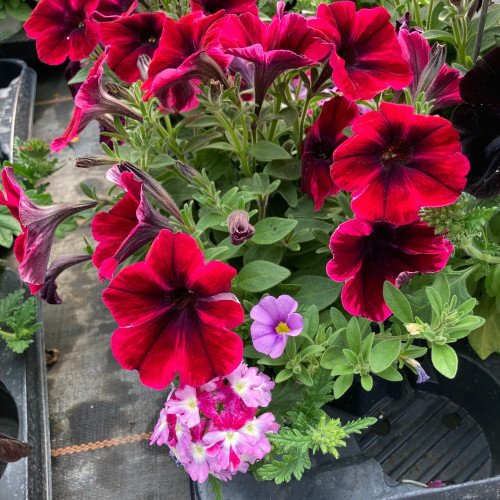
[
  {"xmin": 193, "ymin": 444, "xmax": 205, "ymax": 457},
  {"xmin": 170, "ymin": 288, "xmax": 198, "ymax": 311},
  {"xmin": 337, "ymin": 43, "xmax": 359, "ymax": 68},
  {"xmin": 202, "ymin": 0, "xmax": 223, "ymax": 14},
  {"xmin": 381, "ymin": 141, "xmax": 412, "ymax": 169},
  {"xmin": 187, "ymin": 399, "xmax": 198, "ymax": 410},
  {"xmin": 313, "ymin": 142, "xmax": 334, "ymax": 161},
  {"xmin": 226, "ymin": 431, "xmax": 235, "ymax": 442},
  {"xmin": 275, "ymin": 322, "xmax": 291, "ymax": 334}
]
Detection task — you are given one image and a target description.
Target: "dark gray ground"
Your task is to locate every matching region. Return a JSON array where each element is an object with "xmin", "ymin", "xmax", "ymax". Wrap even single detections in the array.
[{"xmin": 19, "ymin": 66, "xmax": 191, "ymax": 500}]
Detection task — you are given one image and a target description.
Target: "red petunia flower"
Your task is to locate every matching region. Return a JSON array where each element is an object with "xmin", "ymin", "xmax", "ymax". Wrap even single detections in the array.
[
  {"xmin": 398, "ymin": 30, "xmax": 462, "ymax": 111},
  {"xmin": 142, "ymin": 11, "xmax": 231, "ymax": 113},
  {"xmin": 326, "ymin": 218, "xmax": 453, "ymax": 322},
  {"xmin": 51, "ymin": 51, "xmax": 143, "ymax": 152},
  {"xmin": 301, "ymin": 96, "xmax": 358, "ymax": 210},
  {"xmin": 190, "ymin": 0, "xmax": 258, "ymax": 15},
  {"xmin": 308, "ymin": 2, "xmax": 412, "ymax": 101},
  {"xmin": 93, "ymin": 0, "xmax": 137, "ymax": 22},
  {"xmin": 0, "ymin": 168, "xmax": 97, "ymax": 293},
  {"xmin": 24, "ymin": 0, "xmax": 100, "ymax": 65},
  {"xmin": 330, "ymin": 102, "xmax": 469, "ymax": 225},
  {"xmin": 99, "ymin": 13, "xmax": 166, "ymax": 84},
  {"xmin": 221, "ymin": 2, "xmax": 329, "ymax": 111},
  {"xmin": 102, "ymin": 230, "xmax": 244, "ymax": 389},
  {"xmin": 92, "ymin": 166, "xmax": 174, "ymax": 281}
]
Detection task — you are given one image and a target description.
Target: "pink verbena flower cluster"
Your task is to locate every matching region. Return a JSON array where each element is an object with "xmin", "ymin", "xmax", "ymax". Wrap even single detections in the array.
[{"xmin": 150, "ymin": 362, "xmax": 278, "ymax": 483}]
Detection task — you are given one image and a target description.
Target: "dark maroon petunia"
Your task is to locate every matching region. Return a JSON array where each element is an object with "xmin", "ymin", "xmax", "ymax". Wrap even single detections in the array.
[
  {"xmin": 99, "ymin": 13, "xmax": 166, "ymax": 84},
  {"xmin": 326, "ymin": 218, "xmax": 452, "ymax": 322},
  {"xmin": 93, "ymin": 0, "xmax": 137, "ymax": 21},
  {"xmin": 398, "ymin": 30, "xmax": 462, "ymax": 111},
  {"xmin": 51, "ymin": 51, "xmax": 143, "ymax": 152},
  {"xmin": 331, "ymin": 102, "xmax": 469, "ymax": 225},
  {"xmin": 221, "ymin": 2, "xmax": 329, "ymax": 111},
  {"xmin": 24, "ymin": 0, "xmax": 100, "ymax": 65},
  {"xmin": 308, "ymin": 1, "xmax": 412, "ymax": 101},
  {"xmin": 301, "ymin": 96, "xmax": 358, "ymax": 210},
  {"xmin": 190, "ymin": 0, "xmax": 258, "ymax": 15},
  {"xmin": 0, "ymin": 168, "xmax": 97, "ymax": 293},
  {"xmin": 142, "ymin": 11, "xmax": 231, "ymax": 113},
  {"xmin": 92, "ymin": 166, "xmax": 173, "ymax": 281},
  {"xmin": 451, "ymin": 46, "xmax": 500, "ymax": 198},
  {"xmin": 102, "ymin": 230, "xmax": 244, "ymax": 389}
]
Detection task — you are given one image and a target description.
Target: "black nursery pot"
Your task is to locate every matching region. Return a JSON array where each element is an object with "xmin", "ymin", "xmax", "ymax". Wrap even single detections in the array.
[
  {"xmin": 0, "ymin": 269, "xmax": 51, "ymax": 499},
  {"xmin": 193, "ymin": 345, "xmax": 500, "ymax": 500}
]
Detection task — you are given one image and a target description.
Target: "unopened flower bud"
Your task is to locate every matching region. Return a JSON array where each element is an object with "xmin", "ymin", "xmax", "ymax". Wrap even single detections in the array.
[
  {"xmin": 76, "ymin": 156, "xmax": 117, "ymax": 168},
  {"xmin": 175, "ymin": 161, "xmax": 202, "ymax": 181},
  {"xmin": 405, "ymin": 323, "xmax": 424, "ymax": 335},
  {"xmin": 227, "ymin": 210, "xmax": 255, "ymax": 245},
  {"xmin": 417, "ymin": 42, "xmax": 447, "ymax": 97},
  {"xmin": 209, "ymin": 79, "xmax": 222, "ymax": 103},
  {"xmin": 104, "ymin": 82, "xmax": 134, "ymax": 103}
]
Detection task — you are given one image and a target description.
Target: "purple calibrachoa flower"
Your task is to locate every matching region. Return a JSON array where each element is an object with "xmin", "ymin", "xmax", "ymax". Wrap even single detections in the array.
[{"xmin": 250, "ymin": 295, "xmax": 303, "ymax": 358}]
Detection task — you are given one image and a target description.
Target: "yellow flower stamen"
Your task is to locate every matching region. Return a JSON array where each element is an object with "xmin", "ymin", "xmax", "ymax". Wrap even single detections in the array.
[{"xmin": 275, "ymin": 322, "xmax": 290, "ymax": 334}]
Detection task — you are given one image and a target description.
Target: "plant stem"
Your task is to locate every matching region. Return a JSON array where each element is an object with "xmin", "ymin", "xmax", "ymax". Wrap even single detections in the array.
[
  {"xmin": 462, "ymin": 242, "xmax": 500, "ymax": 263},
  {"xmin": 413, "ymin": 0, "xmax": 422, "ymax": 28},
  {"xmin": 427, "ymin": 0, "xmax": 435, "ymax": 29},
  {"xmin": 298, "ymin": 97, "xmax": 311, "ymax": 156},
  {"xmin": 473, "ymin": 0, "xmax": 489, "ymax": 61}
]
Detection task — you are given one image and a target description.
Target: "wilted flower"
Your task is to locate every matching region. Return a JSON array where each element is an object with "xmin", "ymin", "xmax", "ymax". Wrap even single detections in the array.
[
  {"xmin": 331, "ymin": 103, "xmax": 469, "ymax": 225},
  {"xmin": 39, "ymin": 255, "xmax": 92, "ymax": 305},
  {"xmin": 103, "ymin": 230, "xmax": 244, "ymax": 388},
  {"xmin": 405, "ymin": 357, "xmax": 430, "ymax": 384},
  {"xmin": 250, "ymin": 295, "xmax": 303, "ymax": 358},
  {"xmin": 0, "ymin": 168, "xmax": 97, "ymax": 293},
  {"xmin": 227, "ymin": 210, "xmax": 254, "ymax": 245},
  {"xmin": 327, "ymin": 219, "xmax": 453, "ymax": 322},
  {"xmin": 51, "ymin": 51, "xmax": 144, "ymax": 152}
]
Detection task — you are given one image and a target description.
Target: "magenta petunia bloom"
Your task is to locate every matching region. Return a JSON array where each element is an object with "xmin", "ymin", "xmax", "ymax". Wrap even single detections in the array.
[
  {"xmin": 308, "ymin": 2, "xmax": 412, "ymax": 101},
  {"xmin": 24, "ymin": 0, "xmax": 100, "ymax": 65},
  {"xmin": 99, "ymin": 13, "xmax": 166, "ymax": 84},
  {"xmin": 51, "ymin": 51, "xmax": 143, "ymax": 152},
  {"xmin": 93, "ymin": 0, "xmax": 137, "ymax": 22},
  {"xmin": 92, "ymin": 166, "xmax": 173, "ymax": 281},
  {"xmin": 250, "ymin": 295, "xmax": 303, "ymax": 359},
  {"xmin": 0, "ymin": 168, "xmax": 97, "ymax": 293},
  {"xmin": 190, "ymin": 0, "xmax": 258, "ymax": 15},
  {"xmin": 221, "ymin": 2, "xmax": 329, "ymax": 111},
  {"xmin": 301, "ymin": 96, "xmax": 358, "ymax": 210},
  {"xmin": 102, "ymin": 230, "xmax": 244, "ymax": 389},
  {"xmin": 331, "ymin": 102, "xmax": 469, "ymax": 225},
  {"xmin": 142, "ymin": 11, "xmax": 231, "ymax": 113},
  {"xmin": 398, "ymin": 30, "xmax": 462, "ymax": 111},
  {"xmin": 326, "ymin": 218, "xmax": 453, "ymax": 322}
]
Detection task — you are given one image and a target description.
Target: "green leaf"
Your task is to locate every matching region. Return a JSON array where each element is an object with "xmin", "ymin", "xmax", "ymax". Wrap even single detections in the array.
[
  {"xmin": 248, "ymin": 141, "xmax": 291, "ymax": 161},
  {"xmin": 256, "ymin": 450, "xmax": 311, "ymax": 484},
  {"xmin": 236, "ymin": 260, "xmax": 290, "ymax": 292},
  {"xmin": 342, "ymin": 349, "xmax": 358, "ymax": 365},
  {"xmin": 330, "ymin": 307, "xmax": 347, "ymax": 330},
  {"xmin": 433, "ymin": 274, "xmax": 450, "ymax": 305},
  {"xmin": 304, "ymin": 305, "xmax": 319, "ymax": 337},
  {"xmin": 269, "ymin": 427, "xmax": 312, "ymax": 453},
  {"xmin": 243, "ymin": 244, "xmax": 283, "ymax": 266},
  {"xmin": 331, "ymin": 363, "xmax": 355, "ymax": 376},
  {"xmin": 297, "ymin": 366, "xmax": 313, "ymax": 386},
  {"xmin": 431, "ymin": 343, "xmax": 458, "ymax": 379},
  {"xmin": 369, "ymin": 339, "xmax": 401, "ymax": 373},
  {"xmin": 343, "ymin": 417, "xmax": 378, "ymax": 435},
  {"xmin": 375, "ymin": 366, "xmax": 403, "ymax": 382},
  {"xmin": 264, "ymin": 159, "xmax": 301, "ymax": 180},
  {"xmin": 485, "ymin": 264, "xmax": 500, "ymax": 298},
  {"xmin": 67, "ymin": 62, "xmax": 92, "ymax": 85},
  {"xmin": 266, "ymin": 380, "xmax": 306, "ymax": 418},
  {"xmin": 207, "ymin": 475, "xmax": 223, "ymax": 500},
  {"xmin": 291, "ymin": 276, "xmax": 342, "ymax": 310},
  {"xmin": 252, "ymin": 217, "xmax": 297, "ymax": 245},
  {"xmin": 361, "ymin": 374, "xmax": 373, "ymax": 391},
  {"xmin": 275, "ymin": 369, "xmax": 294, "ymax": 383},
  {"xmin": 422, "ymin": 29, "xmax": 456, "ymax": 44},
  {"xmin": 321, "ymin": 346, "xmax": 344, "ymax": 370},
  {"xmin": 197, "ymin": 212, "xmax": 227, "ymax": 232},
  {"xmin": 0, "ymin": 208, "xmax": 22, "ymax": 248},
  {"xmin": 383, "ymin": 282, "xmax": 413, "ymax": 323},
  {"xmin": 346, "ymin": 317, "xmax": 361, "ymax": 354},
  {"xmin": 468, "ymin": 296, "xmax": 500, "ymax": 359},
  {"xmin": 361, "ymin": 332, "xmax": 375, "ymax": 360},
  {"xmin": 426, "ymin": 287, "xmax": 443, "ymax": 317},
  {"xmin": 333, "ymin": 374, "xmax": 353, "ymax": 399}
]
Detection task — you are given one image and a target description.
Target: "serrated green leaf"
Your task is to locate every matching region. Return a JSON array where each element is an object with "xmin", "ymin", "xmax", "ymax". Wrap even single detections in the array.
[{"xmin": 343, "ymin": 417, "xmax": 378, "ymax": 435}]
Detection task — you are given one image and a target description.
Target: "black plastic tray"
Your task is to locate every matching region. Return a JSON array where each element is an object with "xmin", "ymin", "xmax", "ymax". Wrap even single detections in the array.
[{"xmin": 0, "ymin": 269, "xmax": 52, "ymax": 500}]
